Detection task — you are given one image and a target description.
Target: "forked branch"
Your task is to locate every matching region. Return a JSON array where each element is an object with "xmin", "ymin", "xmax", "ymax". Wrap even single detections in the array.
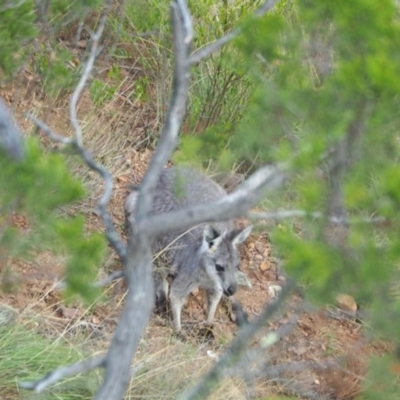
[
  {"xmin": 26, "ymin": 0, "xmax": 126, "ymax": 261},
  {"xmin": 94, "ymin": 2, "xmax": 194, "ymax": 399}
]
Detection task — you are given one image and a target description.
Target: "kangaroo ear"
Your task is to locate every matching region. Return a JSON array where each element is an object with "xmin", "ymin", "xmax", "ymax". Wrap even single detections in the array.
[
  {"xmin": 203, "ymin": 224, "xmax": 223, "ymax": 251},
  {"xmin": 231, "ymin": 225, "xmax": 252, "ymax": 246}
]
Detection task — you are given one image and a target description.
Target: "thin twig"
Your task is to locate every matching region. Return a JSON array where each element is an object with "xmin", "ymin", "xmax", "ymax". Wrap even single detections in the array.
[
  {"xmin": 27, "ymin": 113, "xmax": 127, "ymax": 261},
  {"xmin": 55, "ymin": 270, "xmax": 125, "ymax": 290},
  {"xmin": 69, "ymin": 0, "xmax": 113, "ymax": 147},
  {"xmin": 249, "ymin": 209, "xmax": 386, "ymax": 225},
  {"xmin": 25, "ymin": 113, "xmax": 73, "ymax": 145},
  {"xmin": 19, "ymin": 355, "xmax": 106, "ymax": 393}
]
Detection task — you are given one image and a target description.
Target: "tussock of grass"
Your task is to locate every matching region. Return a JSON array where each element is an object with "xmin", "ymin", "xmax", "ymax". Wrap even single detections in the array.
[{"xmin": 0, "ymin": 319, "xmax": 100, "ymax": 399}]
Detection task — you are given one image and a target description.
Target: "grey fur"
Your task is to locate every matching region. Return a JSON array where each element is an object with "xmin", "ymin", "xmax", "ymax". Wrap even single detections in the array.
[{"xmin": 124, "ymin": 167, "xmax": 252, "ymax": 332}]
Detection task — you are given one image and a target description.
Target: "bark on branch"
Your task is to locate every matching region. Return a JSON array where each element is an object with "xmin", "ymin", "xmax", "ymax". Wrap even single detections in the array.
[
  {"xmin": 26, "ymin": 0, "xmax": 126, "ymax": 261},
  {"xmin": 94, "ymin": 1, "xmax": 194, "ymax": 399},
  {"xmin": 0, "ymin": 97, "xmax": 24, "ymax": 161},
  {"xmin": 19, "ymin": 355, "xmax": 106, "ymax": 393},
  {"xmin": 139, "ymin": 164, "xmax": 288, "ymax": 237}
]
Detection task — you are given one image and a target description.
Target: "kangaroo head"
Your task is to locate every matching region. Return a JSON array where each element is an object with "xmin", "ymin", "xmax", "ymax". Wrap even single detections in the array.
[{"xmin": 201, "ymin": 224, "xmax": 252, "ymax": 296}]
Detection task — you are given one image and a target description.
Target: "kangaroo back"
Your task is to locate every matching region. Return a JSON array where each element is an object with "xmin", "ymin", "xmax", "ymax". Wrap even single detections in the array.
[{"xmin": 151, "ymin": 167, "xmax": 233, "ymax": 257}]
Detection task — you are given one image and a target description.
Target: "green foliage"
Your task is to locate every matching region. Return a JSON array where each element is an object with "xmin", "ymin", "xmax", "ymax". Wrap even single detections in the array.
[
  {"xmin": 49, "ymin": 0, "xmax": 102, "ymax": 22},
  {"xmin": 0, "ymin": 138, "xmax": 84, "ymax": 225},
  {"xmin": 121, "ymin": 0, "xmax": 170, "ymax": 34},
  {"xmin": 0, "ymin": 322, "xmax": 98, "ymax": 399},
  {"xmin": 35, "ymin": 45, "xmax": 76, "ymax": 96},
  {"xmin": 134, "ymin": 76, "xmax": 150, "ymax": 101},
  {"xmin": 112, "ymin": 0, "xmax": 258, "ymax": 164},
  {"xmin": 228, "ymin": 1, "xmax": 400, "ymax": 370},
  {"xmin": 0, "ymin": 138, "xmax": 105, "ymax": 301},
  {"xmin": 0, "ymin": 1, "xmax": 38, "ymax": 75},
  {"xmin": 56, "ymin": 217, "xmax": 105, "ymax": 302},
  {"xmin": 233, "ymin": 0, "xmax": 400, "ymax": 164},
  {"xmin": 0, "ymin": 0, "xmax": 103, "ymax": 95},
  {"xmin": 362, "ymin": 355, "xmax": 400, "ymax": 400},
  {"xmin": 90, "ymin": 78, "xmax": 117, "ymax": 106}
]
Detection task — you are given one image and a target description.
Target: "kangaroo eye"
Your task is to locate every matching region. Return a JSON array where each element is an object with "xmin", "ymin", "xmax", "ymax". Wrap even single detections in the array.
[{"xmin": 215, "ymin": 264, "xmax": 225, "ymax": 273}]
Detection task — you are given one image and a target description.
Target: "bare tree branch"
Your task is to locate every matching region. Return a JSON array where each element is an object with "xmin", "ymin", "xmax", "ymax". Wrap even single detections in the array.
[
  {"xmin": 0, "ymin": 0, "xmax": 26, "ymax": 12},
  {"xmin": 27, "ymin": 108, "xmax": 127, "ymax": 261},
  {"xmin": 135, "ymin": 0, "xmax": 193, "ymax": 222},
  {"xmin": 26, "ymin": 113, "xmax": 74, "ymax": 144},
  {"xmin": 139, "ymin": 164, "xmax": 288, "ymax": 237},
  {"xmin": 95, "ymin": 2, "xmax": 194, "ymax": 399},
  {"xmin": 26, "ymin": 3, "xmax": 127, "ymax": 262},
  {"xmin": 73, "ymin": 206, "xmax": 384, "ymax": 293},
  {"xmin": 94, "ymin": 235, "xmax": 154, "ymax": 400},
  {"xmin": 55, "ymin": 270, "xmax": 125, "ymax": 290},
  {"xmin": 179, "ymin": 281, "xmax": 295, "ymax": 400},
  {"xmin": 72, "ymin": 205, "xmax": 386, "ymax": 293},
  {"xmin": 188, "ymin": 0, "xmax": 278, "ymax": 66},
  {"xmin": 249, "ymin": 209, "xmax": 385, "ymax": 225},
  {"xmin": 69, "ymin": 0, "xmax": 113, "ymax": 147},
  {"xmin": 19, "ymin": 355, "xmax": 106, "ymax": 393},
  {"xmin": 0, "ymin": 97, "xmax": 25, "ymax": 160}
]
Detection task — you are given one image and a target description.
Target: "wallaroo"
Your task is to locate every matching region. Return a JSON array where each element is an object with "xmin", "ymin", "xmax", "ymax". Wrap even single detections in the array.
[{"xmin": 124, "ymin": 167, "xmax": 252, "ymax": 332}]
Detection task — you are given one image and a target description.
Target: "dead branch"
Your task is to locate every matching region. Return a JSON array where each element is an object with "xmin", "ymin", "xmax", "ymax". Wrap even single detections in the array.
[
  {"xmin": 69, "ymin": 0, "xmax": 110, "ymax": 147},
  {"xmin": 94, "ymin": 2, "xmax": 193, "ymax": 399},
  {"xmin": 135, "ymin": 0, "xmax": 193, "ymax": 221},
  {"xmin": 249, "ymin": 209, "xmax": 385, "ymax": 225},
  {"xmin": 55, "ymin": 270, "xmax": 125, "ymax": 290},
  {"xmin": 188, "ymin": 0, "xmax": 278, "ymax": 66},
  {"xmin": 139, "ymin": 164, "xmax": 288, "ymax": 237},
  {"xmin": 26, "ymin": 113, "xmax": 74, "ymax": 144},
  {"xmin": 0, "ymin": 97, "xmax": 24, "ymax": 160},
  {"xmin": 19, "ymin": 355, "xmax": 106, "ymax": 393},
  {"xmin": 26, "ymin": 1, "xmax": 126, "ymax": 262},
  {"xmin": 88, "ymin": 207, "xmax": 386, "ymax": 292},
  {"xmin": 0, "ymin": 0, "xmax": 26, "ymax": 12}
]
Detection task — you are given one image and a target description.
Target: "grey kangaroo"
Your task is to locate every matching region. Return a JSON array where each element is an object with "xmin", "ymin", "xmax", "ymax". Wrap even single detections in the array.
[{"xmin": 124, "ymin": 167, "xmax": 252, "ymax": 332}]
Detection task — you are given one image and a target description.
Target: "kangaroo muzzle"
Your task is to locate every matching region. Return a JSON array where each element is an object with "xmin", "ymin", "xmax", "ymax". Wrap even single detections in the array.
[{"xmin": 224, "ymin": 283, "xmax": 237, "ymax": 297}]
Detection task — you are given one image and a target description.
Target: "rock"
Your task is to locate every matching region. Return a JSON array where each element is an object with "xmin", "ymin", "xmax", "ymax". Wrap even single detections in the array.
[
  {"xmin": 268, "ymin": 284, "xmax": 282, "ymax": 298},
  {"xmin": 236, "ymin": 270, "xmax": 252, "ymax": 288},
  {"xmin": 259, "ymin": 260, "xmax": 269, "ymax": 271},
  {"xmin": 335, "ymin": 293, "xmax": 357, "ymax": 314}
]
